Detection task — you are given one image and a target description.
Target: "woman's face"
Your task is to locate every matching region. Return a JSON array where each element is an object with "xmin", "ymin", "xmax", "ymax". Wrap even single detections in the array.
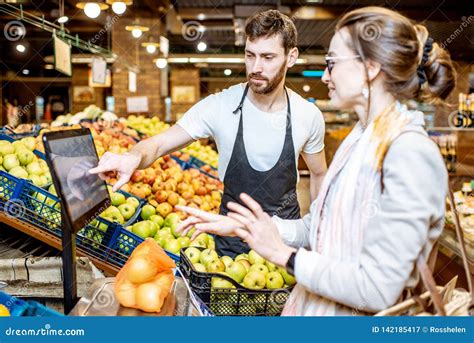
[{"xmin": 322, "ymin": 28, "xmax": 366, "ymax": 110}]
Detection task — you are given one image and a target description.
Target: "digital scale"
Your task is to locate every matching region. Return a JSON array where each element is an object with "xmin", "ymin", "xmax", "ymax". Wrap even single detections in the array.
[{"xmin": 42, "ymin": 128, "xmax": 110, "ymax": 314}]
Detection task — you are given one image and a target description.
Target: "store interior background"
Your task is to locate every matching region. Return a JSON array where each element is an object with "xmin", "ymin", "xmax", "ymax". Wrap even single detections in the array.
[{"xmin": 0, "ymin": 0, "xmax": 473, "ymax": 302}]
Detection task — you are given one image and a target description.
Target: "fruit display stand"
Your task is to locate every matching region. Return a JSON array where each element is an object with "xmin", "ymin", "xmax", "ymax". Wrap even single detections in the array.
[{"xmin": 179, "ymin": 248, "xmax": 293, "ymax": 316}]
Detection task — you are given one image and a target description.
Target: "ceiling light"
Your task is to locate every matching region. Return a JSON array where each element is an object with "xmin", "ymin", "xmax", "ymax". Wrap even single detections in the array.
[
  {"xmin": 16, "ymin": 44, "xmax": 26, "ymax": 53},
  {"xmin": 126, "ymin": 24, "xmax": 150, "ymax": 38},
  {"xmin": 132, "ymin": 28, "xmax": 142, "ymax": 38},
  {"xmin": 197, "ymin": 13, "xmax": 205, "ymax": 21},
  {"xmin": 197, "ymin": 41, "xmax": 207, "ymax": 52},
  {"xmin": 76, "ymin": 2, "xmax": 109, "ymax": 19},
  {"xmin": 155, "ymin": 58, "xmax": 168, "ymax": 69},
  {"xmin": 58, "ymin": 16, "xmax": 69, "ymax": 24},
  {"xmin": 44, "ymin": 64, "xmax": 54, "ymax": 69},
  {"xmin": 106, "ymin": 0, "xmax": 132, "ymax": 15},
  {"xmin": 141, "ymin": 39, "xmax": 160, "ymax": 54},
  {"xmin": 22, "ymin": 69, "xmax": 30, "ymax": 75},
  {"xmin": 303, "ymin": 84, "xmax": 311, "ymax": 92},
  {"xmin": 224, "ymin": 69, "xmax": 232, "ymax": 76}
]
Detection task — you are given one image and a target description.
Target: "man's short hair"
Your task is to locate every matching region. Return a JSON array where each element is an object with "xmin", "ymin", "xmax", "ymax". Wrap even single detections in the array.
[{"xmin": 245, "ymin": 10, "xmax": 298, "ymax": 53}]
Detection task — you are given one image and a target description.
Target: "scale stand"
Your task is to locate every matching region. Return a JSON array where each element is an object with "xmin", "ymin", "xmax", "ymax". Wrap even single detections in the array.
[{"xmin": 61, "ymin": 206, "xmax": 78, "ymax": 315}]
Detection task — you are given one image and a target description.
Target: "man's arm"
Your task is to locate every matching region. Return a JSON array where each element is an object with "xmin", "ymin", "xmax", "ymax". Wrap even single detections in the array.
[
  {"xmin": 132, "ymin": 124, "xmax": 194, "ymax": 169},
  {"xmin": 302, "ymin": 150, "xmax": 327, "ymax": 202}
]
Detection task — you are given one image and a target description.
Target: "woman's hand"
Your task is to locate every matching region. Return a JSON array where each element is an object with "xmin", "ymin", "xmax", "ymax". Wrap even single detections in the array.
[
  {"xmin": 175, "ymin": 206, "xmax": 244, "ymax": 240},
  {"xmin": 226, "ymin": 193, "xmax": 296, "ymax": 267}
]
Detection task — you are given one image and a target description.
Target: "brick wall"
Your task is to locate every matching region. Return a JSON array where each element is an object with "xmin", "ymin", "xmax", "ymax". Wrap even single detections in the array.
[
  {"xmin": 71, "ymin": 66, "xmax": 105, "ymax": 114},
  {"xmin": 111, "ymin": 17, "xmax": 162, "ymax": 117}
]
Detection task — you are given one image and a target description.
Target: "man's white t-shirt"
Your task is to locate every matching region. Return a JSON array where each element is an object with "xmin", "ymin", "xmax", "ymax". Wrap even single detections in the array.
[{"xmin": 177, "ymin": 83, "xmax": 325, "ymax": 181}]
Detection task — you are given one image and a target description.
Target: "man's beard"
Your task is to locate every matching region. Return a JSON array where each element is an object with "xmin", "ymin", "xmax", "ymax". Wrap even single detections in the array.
[{"xmin": 247, "ymin": 62, "xmax": 287, "ymax": 94}]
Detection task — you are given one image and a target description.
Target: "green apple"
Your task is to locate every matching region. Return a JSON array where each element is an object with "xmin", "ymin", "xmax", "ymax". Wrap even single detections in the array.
[
  {"xmin": 147, "ymin": 221, "xmax": 158, "ymax": 237},
  {"xmin": 266, "ymin": 271, "xmax": 284, "ymax": 289},
  {"xmin": 164, "ymin": 213, "xmax": 181, "ymax": 236},
  {"xmin": 200, "ymin": 248, "xmax": 219, "ymax": 266},
  {"xmin": 237, "ymin": 259, "xmax": 251, "ymax": 272},
  {"xmin": 248, "ymin": 250, "xmax": 265, "ymax": 265},
  {"xmin": 20, "ymin": 137, "xmax": 36, "ymax": 151},
  {"xmin": 132, "ymin": 221, "xmax": 152, "ymax": 238},
  {"xmin": 37, "ymin": 159, "xmax": 49, "ymax": 172},
  {"xmin": 154, "ymin": 230, "xmax": 173, "ymax": 247},
  {"xmin": 17, "ymin": 149, "xmax": 35, "ymax": 166},
  {"xmin": 184, "ymin": 247, "xmax": 201, "ymax": 263},
  {"xmin": 118, "ymin": 203, "xmax": 135, "ymax": 220},
  {"xmin": 226, "ymin": 261, "xmax": 247, "ymax": 283},
  {"xmin": 26, "ymin": 161, "xmax": 43, "ymax": 176},
  {"xmin": 206, "ymin": 258, "xmax": 225, "ymax": 273},
  {"xmin": 160, "ymin": 226, "xmax": 172, "ymax": 235},
  {"xmin": 265, "ymin": 260, "xmax": 278, "ymax": 272},
  {"xmin": 211, "ymin": 276, "xmax": 235, "ymax": 289},
  {"xmin": 140, "ymin": 204, "xmax": 156, "ymax": 220},
  {"xmin": 0, "ymin": 143, "xmax": 15, "ymax": 156},
  {"xmin": 177, "ymin": 236, "xmax": 190, "ymax": 248},
  {"xmin": 186, "ymin": 227, "xmax": 196, "ymax": 238},
  {"xmin": 126, "ymin": 196, "xmax": 140, "ymax": 209},
  {"xmin": 193, "ymin": 263, "xmax": 207, "ymax": 273},
  {"xmin": 12, "ymin": 141, "xmax": 27, "ymax": 153},
  {"xmin": 189, "ymin": 239, "xmax": 206, "ymax": 248},
  {"xmin": 250, "ymin": 264, "xmax": 269, "ymax": 275},
  {"xmin": 277, "ymin": 267, "xmax": 296, "ymax": 286},
  {"xmin": 234, "ymin": 253, "xmax": 248, "ymax": 262},
  {"xmin": 164, "ymin": 238, "xmax": 181, "ymax": 255},
  {"xmin": 243, "ymin": 271, "xmax": 266, "ymax": 290},
  {"xmin": 38, "ymin": 175, "xmax": 48, "ymax": 187},
  {"xmin": 149, "ymin": 214, "xmax": 164, "ymax": 228},
  {"xmin": 111, "ymin": 192, "xmax": 126, "ymax": 206},
  {"xmin": 44, "ymin": 172, "xmax": 52, "ymax": 184},
  {"xmin": 3, "ymin": 154, "xmax": 19, "ymax": 171},
  {"xmin": 10, "ymin": 166, "xmax": 28, "ymax": 179},
  {"xmin": 194, "ymin": 233, "xmax": 209, "ymax": 247},
  {"xmin": 28, "ymin": 174, "xmax": 42, "ymax": 186},
  {"xmin": 207, "ymin": 238, "xmax": 215, "ymax": 251},
  {"xmin": 221, "ymin": 256, "xmax": 233, "ymax": 269},
  {"xmin": 48, "ymin": 184, "xmax": 56, "ymax": 194}
]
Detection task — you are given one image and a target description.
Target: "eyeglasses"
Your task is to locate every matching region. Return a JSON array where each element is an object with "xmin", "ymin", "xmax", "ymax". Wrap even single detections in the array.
[{"xmin": 325, "ymin": 55, "xmax": 361, "ymax": 75}]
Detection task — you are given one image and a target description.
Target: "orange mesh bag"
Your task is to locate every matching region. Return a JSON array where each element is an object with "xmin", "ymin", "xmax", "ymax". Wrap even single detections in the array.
[{"xmin": 114, "ymin": 238, "xmax": 176, "ymax": 313}]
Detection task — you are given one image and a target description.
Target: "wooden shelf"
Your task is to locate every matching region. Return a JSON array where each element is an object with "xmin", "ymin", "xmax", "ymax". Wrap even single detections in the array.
[{"xmin": 0, "ymin": 212, "xmax": 120, "ymax": 276}]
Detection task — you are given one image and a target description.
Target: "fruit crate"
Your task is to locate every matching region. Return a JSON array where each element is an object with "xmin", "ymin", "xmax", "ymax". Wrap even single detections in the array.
[
  {"xmin": 0, "ymin": 290, "xmax": 62, "ymax": 316},
  {"xmin": 170, "ymin": 155, "xmax": 193, "ymax": 170},
  {"xmin": 188, "ymin": 157, "xmax": 218, "ymax": 180},
  {"xmin": 0, "ymin": 125, "xmax": 41, "ymax": 139},
  {"xmin": 0, "ymin": 133, "xmax": 46, "ymax": 159},
  {"xmin": 179, "ymin": 248, "xmax": 292, "ymax": 316},
  {"xmin": 123, "ymin": 210, "xmax": 181, "ymax": 263},
  {"xmin": 106, "ymin": 227, "xmax": 180, "ymax": 267}
]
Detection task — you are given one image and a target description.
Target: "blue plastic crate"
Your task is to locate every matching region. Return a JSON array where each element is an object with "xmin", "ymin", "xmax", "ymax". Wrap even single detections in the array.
[
  {"xmin": 0, "ymin": 170, "xmax": 24, "ymax": 203},
  {"xmin": 0, "ymin": 125, "xmax": 41, "ymax": 139},
  {"xmin": 170, "ymin": 155, "xmax": 192, "ymax": 170},
  {"xmin": 107, "ymin": 223, "xmax": 180, "ymax": 266},
  {"xmin": 188, "ymin": 157, "xmax": 219, "ymax": 180},
  {"xmin": 0, "ymin": 133, "xmax": 46, "ymax": 159},
  {"xmin": 0, "ymin": 290, "xmax": 62, "ymax": 317}
]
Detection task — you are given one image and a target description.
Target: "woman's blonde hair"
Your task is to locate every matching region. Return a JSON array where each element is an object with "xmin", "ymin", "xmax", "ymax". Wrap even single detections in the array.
[{"xmin": 336, "ymin": 6, "xmax": 456, "ymax": 104}]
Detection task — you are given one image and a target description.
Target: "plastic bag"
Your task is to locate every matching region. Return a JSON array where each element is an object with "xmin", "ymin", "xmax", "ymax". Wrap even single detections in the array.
[{"xmin": 114, "ymin": 238, "xmax": 176, "ymax": 313}]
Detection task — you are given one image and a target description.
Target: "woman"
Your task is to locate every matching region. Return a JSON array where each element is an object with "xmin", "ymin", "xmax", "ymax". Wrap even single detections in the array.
[{"xmin": 176, "ymin": 6, "xmax": 456, "ymax": 315}]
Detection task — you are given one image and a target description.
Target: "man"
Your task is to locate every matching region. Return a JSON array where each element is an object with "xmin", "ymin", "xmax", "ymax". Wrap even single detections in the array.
[{"xmin": 90, "ymin": 10, "xmax": 327, "ymax": 257}]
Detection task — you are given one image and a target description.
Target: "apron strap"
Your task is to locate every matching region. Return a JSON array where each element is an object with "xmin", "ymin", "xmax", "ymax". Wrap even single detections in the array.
[{"xmin": 232, "ymin": 84, "xmax": 250, "ymax": 115}]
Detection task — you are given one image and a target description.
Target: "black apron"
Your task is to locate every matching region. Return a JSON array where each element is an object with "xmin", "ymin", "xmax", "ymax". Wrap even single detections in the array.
[{"xmin": 216, "ymin": 84, "xmax": 301, "ymax": 257}]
